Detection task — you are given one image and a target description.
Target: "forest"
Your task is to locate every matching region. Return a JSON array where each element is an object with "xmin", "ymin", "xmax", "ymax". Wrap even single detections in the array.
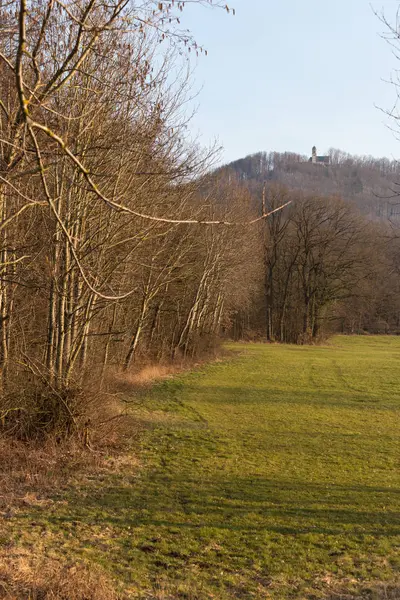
[{"xmin": 221, "ymin": 162, "xmax": 400, "ymax": 344}]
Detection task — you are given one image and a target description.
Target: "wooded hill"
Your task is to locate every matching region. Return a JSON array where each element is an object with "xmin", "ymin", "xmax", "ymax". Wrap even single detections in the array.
[
  {"xmin": 215, "ymin": 149, "xmax": 400, "ymax": 345},
  {"xmin": 222, "ymin": 149, "xmax": 400, "ymax": 221}
]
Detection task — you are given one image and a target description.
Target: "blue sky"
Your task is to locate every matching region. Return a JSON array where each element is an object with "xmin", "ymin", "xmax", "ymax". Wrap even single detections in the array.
[{"xmin": 178, "ymin": 0, "xmax": 400, "ymax": 165}]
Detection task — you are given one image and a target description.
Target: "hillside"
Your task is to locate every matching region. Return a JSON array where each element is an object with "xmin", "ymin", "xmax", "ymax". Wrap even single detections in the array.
[{"xmin": 222, "ymin": 148, "xmax": 400, "ymax": 220}]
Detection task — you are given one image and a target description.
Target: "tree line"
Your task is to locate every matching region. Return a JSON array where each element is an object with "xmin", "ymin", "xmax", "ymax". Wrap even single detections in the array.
[
  {"xmin": 0, "ymin": 0, "xmax": 261, "ymax": 439},
  {"xmin": 229, "ymin": 182, "xmax": 400, "ymax": 344}
]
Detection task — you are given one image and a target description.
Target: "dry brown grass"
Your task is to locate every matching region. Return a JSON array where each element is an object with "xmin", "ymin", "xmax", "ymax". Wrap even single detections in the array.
[
  {"xmin": 108, "ymin": 364, "xmax": 179, "ymax": 394},
  {"xmin": 0, "ymin": 550, "xmax": 120, "ymax": 599},
  {"xmin": 316, "ymin": 575, "xmax": 400, "ymax": 599},
  {"xmin": 0, "ymin": 368, "xmax": 142, "ymax": 514},
  {"xmin": 0, "ymin": 429, "xmax": 139, "ymax": 516},
  {"xmin": 326, "ymin": 585, "xmax": 400, "ymax": 599},
  {"xmin": 328, "ymin": 583, "xmax": 400, "ymax": 600},
  {"xmin": 0, "ymin": 436, "xmax": 135, "ymax": 600},
  {"xmin": 107, "ymin": 351, "xmax": 229, "ymax": 395},
  {"xmin": 0, "ymin": 437, "xmax": 98, "ymax": 512}
]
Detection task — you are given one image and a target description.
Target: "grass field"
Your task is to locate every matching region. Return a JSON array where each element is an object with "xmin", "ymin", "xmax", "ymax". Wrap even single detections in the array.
[{"xmin": 2, "ymin": 336, "xmax": 400, "ymax": 599}]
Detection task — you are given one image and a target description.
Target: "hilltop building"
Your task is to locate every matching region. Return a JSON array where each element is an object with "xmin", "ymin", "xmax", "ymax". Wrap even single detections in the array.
[{"xmin": 309, "ymin": 146, "xmax": 330, "ymax": 166}]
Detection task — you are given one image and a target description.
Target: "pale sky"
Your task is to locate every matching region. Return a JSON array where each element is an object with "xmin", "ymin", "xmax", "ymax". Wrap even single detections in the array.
[{"xmin": 178, "ymin": 0, "xmax": 400, "ymax": 165}]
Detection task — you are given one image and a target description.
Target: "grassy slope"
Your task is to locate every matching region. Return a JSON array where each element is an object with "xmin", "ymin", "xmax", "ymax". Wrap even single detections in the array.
[{"xmin": 2, "ymin": 336, "xmax": 400, "ymax": 599}]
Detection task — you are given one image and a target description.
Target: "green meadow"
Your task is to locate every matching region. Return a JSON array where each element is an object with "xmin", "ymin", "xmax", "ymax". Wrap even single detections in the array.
[{"xmin": 4, "ymin": 336, "xmax": 400, "ymax": 598}]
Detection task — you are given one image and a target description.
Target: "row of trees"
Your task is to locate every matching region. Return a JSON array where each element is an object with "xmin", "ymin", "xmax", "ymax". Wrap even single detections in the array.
[
  {"xmin": 0, "ymin": 0, "xmax": 265, "ymax": 437},
  {"xmin": 231, "ymin": 182, "xmax": 400, "ymax": 344}
]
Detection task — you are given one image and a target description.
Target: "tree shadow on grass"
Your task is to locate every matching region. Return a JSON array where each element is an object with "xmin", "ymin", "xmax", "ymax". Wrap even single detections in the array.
[
  {"xmin": 172, "ymin": 385, "xmax": 400, "ymax": 410},
  {"xmin": 34, "ymin": 475, "xmax": 400, "ymax": 538}
]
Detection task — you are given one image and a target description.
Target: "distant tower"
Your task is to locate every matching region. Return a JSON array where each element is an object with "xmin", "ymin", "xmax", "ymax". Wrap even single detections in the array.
[
  {"xmin": 312, "ymin": 146, "xmax": 317, "ymax": 164},
  {"xmin": 308, "ymin": 146, "xmax": 330, "ymax": 166}
]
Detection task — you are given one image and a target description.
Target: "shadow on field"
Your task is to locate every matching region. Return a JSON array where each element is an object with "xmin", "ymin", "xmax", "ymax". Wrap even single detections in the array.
[
  {"xmin": 180, "ymin": 385, "xmax": 396, "ymax": 408},
  {"xmin": 37, "ymin": 474, "xmax": 400, "ymax": 538}
]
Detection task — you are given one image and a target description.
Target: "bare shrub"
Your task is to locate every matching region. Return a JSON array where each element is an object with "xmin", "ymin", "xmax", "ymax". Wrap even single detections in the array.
[{"xmin": 0, "ymin": 365, "xmax": 131, "ymax": 446}]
